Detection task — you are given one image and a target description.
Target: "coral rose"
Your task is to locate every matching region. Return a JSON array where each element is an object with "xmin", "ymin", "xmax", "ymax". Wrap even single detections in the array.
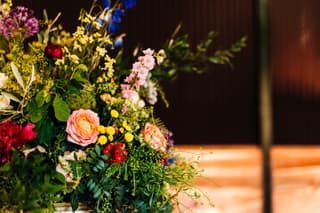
[
  {"xmin": 142, "ymin": 123, "xmax": 167, "ymax": 152},
  {"xmin": 66, "ymin": 109, "xmax": 100, "ymax": 147}
]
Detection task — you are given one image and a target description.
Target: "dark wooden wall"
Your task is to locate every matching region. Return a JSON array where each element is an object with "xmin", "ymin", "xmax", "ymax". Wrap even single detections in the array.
[
  {"xmin": 14, "ymin": 0, "xmax": 259, "ymax": 145},
  {"xmin": 271, "ymin": 0, "xmax": 320, "ymax": 144},
  {"xmin": 122, "ymin": 0, "xmax": 259, "ymax": 145}
]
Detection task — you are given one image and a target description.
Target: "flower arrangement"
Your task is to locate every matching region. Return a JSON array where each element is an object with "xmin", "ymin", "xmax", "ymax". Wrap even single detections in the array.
[{"xmin": 0, "ymin": 0, "xmax": 246, "ymax": 212}]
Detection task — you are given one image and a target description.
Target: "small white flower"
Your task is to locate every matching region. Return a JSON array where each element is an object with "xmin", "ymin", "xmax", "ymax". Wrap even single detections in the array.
[
  {"xmin": 0, "ymin": 72, "xmax": 8, "ymax": 89},
  {"xmin": 0, "ymin": 94, "xmax": 11, "ymax": 109}
]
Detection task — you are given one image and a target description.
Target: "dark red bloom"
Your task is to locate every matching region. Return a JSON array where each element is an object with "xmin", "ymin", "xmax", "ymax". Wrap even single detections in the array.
[
  {"xmin": 45, "ymin": 44, "xmax": 63, "ymax": 59},
  {"xmin": 0, "ymin": 120, "xmax": 37, "ymax": 164}
]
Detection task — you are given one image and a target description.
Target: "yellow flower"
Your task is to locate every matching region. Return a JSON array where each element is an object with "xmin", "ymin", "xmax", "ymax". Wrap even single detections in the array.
[
  {"xmin": 119, "ymin": 127, "xmax": 124, "ymax": 134},
  {"xmin": 122, "ymin": 121, "xmax": 132, "ymax": 131},
  {"xmin": 124, "ymin": 132, "xmax": 134, "ymax": 142},
  {"xmin": 97, "ymin": 135, "xmax": 107, "ymax": 145},
  {"xmin": 110, "ymin": 110, "xmax": 119, "ymax": 118},
  {"xmin": 108, "ymin": 135, "xmax": 114, "ymax": 142},
  {"xmin": 96, "ymin": 46, "xmax": 107, "ymax": 57},
  {"xmin": 106, "ymin": 126, "xmax": 115, "ymax": 135},
  {"xmin": 98, "ymin": 125, "xmax": 106, "ymax": 134},
  {"xmin": 69, "ymin": 54, "xmax": 80, "ymax": 64}
]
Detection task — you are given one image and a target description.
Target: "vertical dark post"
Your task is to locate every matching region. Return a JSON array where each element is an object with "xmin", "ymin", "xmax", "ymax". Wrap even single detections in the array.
[{"xmin": 258, "ymin": 0, "xmax": 272, "ymax": 212}]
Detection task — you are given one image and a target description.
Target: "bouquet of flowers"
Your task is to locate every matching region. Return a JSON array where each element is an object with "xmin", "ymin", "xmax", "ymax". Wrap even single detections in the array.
[{"xmin": 0, "ymin": 0, "xmax": 246, "ymax": 212}]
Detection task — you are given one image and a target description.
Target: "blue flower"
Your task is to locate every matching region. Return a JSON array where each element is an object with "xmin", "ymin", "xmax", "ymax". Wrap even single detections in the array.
[
  {"xmin": 102, "ymin": 0, "xmax": 111, "ymax": 10},
  {"xmin": 86, "ymin": 23, "xmax": 92, "ymax": 32},
  {"xmin": 111, "ymin": 9, "xmax": 125, "ymax": 23},
  {"xmin": 167, "ymin": 157, "xmax": 176, "ymax": 165},
  {"xmin": 114, "ymin": 36, "xmax": 124, "ymax": 48},
  {"xmin": 108, "ymin": 22, "xmax": 119, "ymax": 33},
  {"xmin": 121, "ymin": 0, "xmax": 136, "ymax": 9}
]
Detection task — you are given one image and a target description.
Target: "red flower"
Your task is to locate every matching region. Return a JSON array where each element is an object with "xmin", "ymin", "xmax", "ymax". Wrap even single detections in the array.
[
  {"xmin": 0, "ymin": 120, "xmax": 37, "ymax": 165},
  {"xmin": 45, "ymin": 44, "xmax": 63, "ymax": 59},
  {"xmin": 102, "ymin": 142, "xmax": 127, "ymax": 163}
]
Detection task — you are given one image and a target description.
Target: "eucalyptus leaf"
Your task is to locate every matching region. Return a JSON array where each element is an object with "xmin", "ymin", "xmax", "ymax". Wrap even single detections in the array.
[{"xmin": 10, "ymin": 62, "xmax": 25, "ymax": 90}]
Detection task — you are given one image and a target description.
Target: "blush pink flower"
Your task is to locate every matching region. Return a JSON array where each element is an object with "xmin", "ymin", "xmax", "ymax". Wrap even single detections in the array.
[
  {"xmin": 142, "ymin": 123, "xmax": 167, "ymax": 152},
  {"xmin": 66, "ymin": 109, "xmax": 100, "ymax": 147}
]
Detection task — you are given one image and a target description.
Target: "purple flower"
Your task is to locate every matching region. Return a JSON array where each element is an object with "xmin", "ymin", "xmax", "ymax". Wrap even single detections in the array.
[
  {"xmin": 122, "ymin": 0, "xmax": 136, "ymax": 9},
  {"xmin": 0, "ymin": 6, "xmax": 39, "ymax": 38}
]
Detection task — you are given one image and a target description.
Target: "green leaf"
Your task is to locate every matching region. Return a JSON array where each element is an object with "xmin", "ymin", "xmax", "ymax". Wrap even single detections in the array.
[
  {"xmin": 0, "ymin": 162, "xmax": 10, "ymax": 172},
  {"xmin": 53, "ymin": 95, "xmax": 71, "ymax": 122},
  {"xmin": 34, "ymin": 114, "xmax": 54, "ymax": 145},
  {"xmin": 73, "ymin": 71, "xmax": 89, "ymax": 83},
  {"xmin": 26, "ymin": 99, "xmax": 48, "ymax": 123},
  {"xmin": 35, "ymin": 90, "xmax": 46, "ymax": 107}
]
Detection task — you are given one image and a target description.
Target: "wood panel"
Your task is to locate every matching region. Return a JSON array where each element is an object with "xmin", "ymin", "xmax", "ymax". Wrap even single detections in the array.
[
  {"xmin": 270, "ymin": 0, "xmax": 320, "ymax": 144},
  {"xmin": 178, "ymin": 145, "xmax": 320, "ymax": 213},
  {"xmin": 122, "ymin": 0, "xmax": 258, "ymax": 145}
]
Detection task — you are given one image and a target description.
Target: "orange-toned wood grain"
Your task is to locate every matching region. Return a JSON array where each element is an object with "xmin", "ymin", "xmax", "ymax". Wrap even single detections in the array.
[{"xmin": 176, "ymin": 145, "xmax": 320, "ymax": 213}]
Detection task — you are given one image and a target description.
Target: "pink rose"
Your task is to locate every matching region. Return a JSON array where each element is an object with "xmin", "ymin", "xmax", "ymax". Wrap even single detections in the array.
[
  {"xmin": 66, "ymin": 109, "xmax": 100, "ymax": 147},
  {"xmin": 142, "ymin": 123, "xmax": 167, "ymax": 152}
]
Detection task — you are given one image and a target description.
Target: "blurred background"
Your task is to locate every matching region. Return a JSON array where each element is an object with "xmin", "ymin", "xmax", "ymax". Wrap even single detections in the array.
[{"xmin": 12, "ymin": 0, "xmax": 320, "ymax": 212}]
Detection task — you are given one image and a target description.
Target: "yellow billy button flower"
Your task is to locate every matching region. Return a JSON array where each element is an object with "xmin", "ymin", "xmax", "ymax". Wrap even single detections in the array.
[
  {"xmin": 108, "ymin": 135, "xmax": 114, "ymax": 142},
  {"xmin": 124, "ymin": 132, "xmax": 134, "ymax": 142},
  {"xmin": 106, "ymin": 126, "xmax": 115, "ymax": 135},
  {"xmin": 122, "ymin": 120, "xmax": 132, "ymax": 131},
  {"xmin": 98, "ymin": 125, "xmax": 106, "ymax": 134},
  {"xmin": 110, "ymin": 109, "xmax": 119, "ymax": 118},
  {"xmin": 97, "ymin": 135, "xmax": 108, "ymax": 145}
]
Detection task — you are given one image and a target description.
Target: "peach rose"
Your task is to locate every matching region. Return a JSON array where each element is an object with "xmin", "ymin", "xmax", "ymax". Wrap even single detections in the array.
[
  {"xmin": 142, "ymin": 123, "xmax": 167, "ymax": 152},
  {"xmin": 66, "ymin": 109, "xmax": 100, "ymax": 146}
]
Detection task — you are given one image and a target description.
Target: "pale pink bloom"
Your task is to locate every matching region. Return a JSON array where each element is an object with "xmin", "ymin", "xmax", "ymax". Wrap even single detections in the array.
[
  {"xmin": 121, "ymin": 84, "xmax": 130, "ymax": 90},
  {"xmin": 121, "ymin": 88, "xmax": 134, "ymax": 99},
  {"xmin": 66, "ymin": 109, "xmax": 100, "ymax": 147},
  {"xmin": 121, "ymin": 105, "xmax": 128, "ymax": 113},
  {"xmin": 143, "ymin": 48, "xmax": 154, "ymax": 56},
  {"xmin": 132, "ymin": 61, "xmax": 144, "ymax": 72},
  {"xmin": 124, "ymin": 74, "xmax": 134, "ymax": 83},
  {"xmin": 56, "ymin": 163, "xmax": 72, "ymax": 182},
  {"xmin": 128, "ymin": 90, "xmax": 140, "ymax": 103},
  {"xmin": 139, "ymin": 55, "xmax": 155, "ymax": 70}
]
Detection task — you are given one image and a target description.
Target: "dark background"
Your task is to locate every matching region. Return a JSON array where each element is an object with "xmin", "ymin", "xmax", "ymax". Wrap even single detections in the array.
[{"xmin": 13, "ymin": 0, "xmax": 320, "ymax": 145}]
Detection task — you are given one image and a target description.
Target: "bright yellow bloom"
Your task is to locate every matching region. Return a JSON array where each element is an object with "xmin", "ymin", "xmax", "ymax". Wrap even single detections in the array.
[
  {"xmin": 110, "ymin": 110, "xmax": 119, "ymax": 118},
  {"xmin": 106, "ymin": 126, "xmax": 115, "ymax": 135},
  {"xmin": 108, "ymin": 135, "xmax": 114, "ymax": 142},
  {"xmin": 98, "ymin": 125, "xmax": 106, "ymax": 134},
  {"xmin": 122, "ymin": 120, "xmax": 132, "ymax": 131},
  {"xmin": 124, "ymin": 132, "xmax": 134, "ymax": 142},
  {"xmin": 96, "ymin": 46, "xmax": 107, "ymax": 57},
  {"xmin": 97, "ymin": 135, "xmax": 108, "ymax": 145},
  {"xmin": 119, "ymin": 127, "xmax": 124, "ymax": 134}
]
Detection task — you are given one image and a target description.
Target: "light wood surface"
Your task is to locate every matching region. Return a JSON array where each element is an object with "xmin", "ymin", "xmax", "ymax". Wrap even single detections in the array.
[{"xmin": 175, "ymin": 145, "xmax": 320, "ymax": 213}]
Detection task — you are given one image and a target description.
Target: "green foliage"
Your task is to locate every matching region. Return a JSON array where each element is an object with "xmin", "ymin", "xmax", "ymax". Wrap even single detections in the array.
[
  {"xmin": 53, "ymin": 95, "xmax": 71, "ymax": 122},
  {"xmin": 0, "ymin": 149, "xmax": 66, "ymax": 212},
  {"xmin": 154, "ymin": 25, "xmax": 247, "ymax": 80}
]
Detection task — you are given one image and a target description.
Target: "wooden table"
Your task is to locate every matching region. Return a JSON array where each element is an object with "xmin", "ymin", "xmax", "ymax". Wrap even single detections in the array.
[{"xmin": 175, "ymin": 145, "xmax": 320, "ymax": 213}]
